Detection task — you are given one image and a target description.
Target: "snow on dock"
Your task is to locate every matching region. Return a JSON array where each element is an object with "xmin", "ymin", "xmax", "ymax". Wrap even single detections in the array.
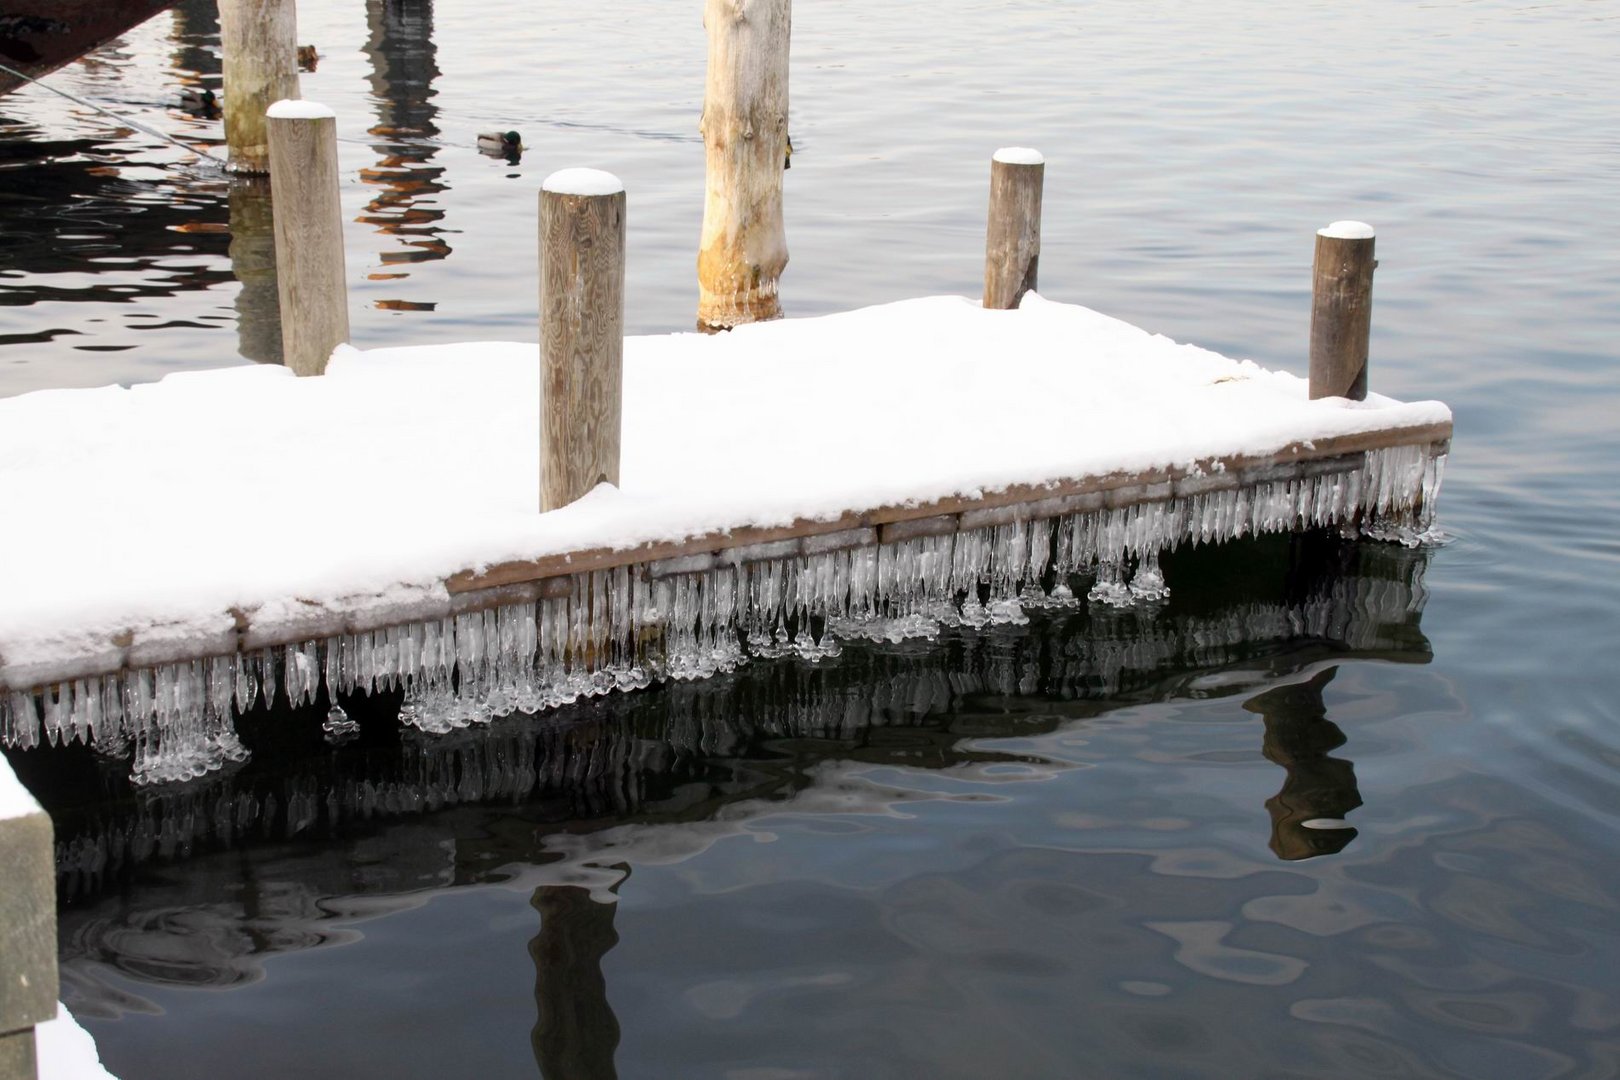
[{"xmin": 0, "ymin": 294, "xmax": 1450, "ymax": 783}]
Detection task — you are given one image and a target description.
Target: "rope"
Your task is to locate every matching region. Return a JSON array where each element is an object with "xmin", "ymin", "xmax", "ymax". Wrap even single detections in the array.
[{"xmin": 0, "ymin": 59, "xmax": 229, "ymax": 171}]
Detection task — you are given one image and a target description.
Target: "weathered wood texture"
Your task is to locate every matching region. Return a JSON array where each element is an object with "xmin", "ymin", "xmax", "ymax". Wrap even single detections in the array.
[
  {"xmin": 218, "ymin": 0, "xmax": 300, "ymax": 174},
  {"xmin": 984, "ymin": 157, "xmax": 1044, "ymax": 309},
  {"xmin": 267, "ymin": 110, "xmax": 350, "ymax": 377},
  {"xmin": 1309, "ymin": 229, "xmax": 1376, "ymax": 400},
  {"xmin": 0, "ymin": 793, "xmax": 56, "ymax": 1080},
  {"xmin": 540, "ymin": 186, "xmax": 627, "ymax": 511},
  {"xmin": 696, "ymin": 0, "xmax": 791, "ymax": 330}
]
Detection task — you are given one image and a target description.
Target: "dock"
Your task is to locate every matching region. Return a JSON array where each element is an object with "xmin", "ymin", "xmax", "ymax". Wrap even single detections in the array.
[{"xmin": 0, "ymin": 291, "xmax": 1449, "ymax": 785}]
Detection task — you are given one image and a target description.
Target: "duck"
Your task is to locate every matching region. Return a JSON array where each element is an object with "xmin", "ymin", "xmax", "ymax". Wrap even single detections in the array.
[
  {"xmin": 296, "ymin": 45, "xmax": 319, "ymax": 71},
  {"xmin": 178, "ymin": 87, "xmax": 217, "ymax": 113},
  {"xmin": 477, "ymin": 130, "xmax": 523, "ymax": 156},
  {"xmin": 784, "ymin": 133, "xmax": 793, "ymax": 170}
]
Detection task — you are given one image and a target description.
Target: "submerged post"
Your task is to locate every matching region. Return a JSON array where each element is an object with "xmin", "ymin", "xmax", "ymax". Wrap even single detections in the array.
[
  {"xmin": 1309, "ymin": 221, "xmax": 1376, "ymax": 400},
  {"xmin": 218, "ymin": 0, "xmax": 301, "ymax": 174},
  {"xmin": 266, "ymin": 100, "xmax": 350, "ymax": 377},
  {"xmin": 1, "ymin": 764, "xmax": 57, "ymax": 1080},
  {"xmin": 983, "ymin": 147, "xmax": 1044, "ymax": 310},
  {"xmin": 696, "ymin": 0, "xmax": 791, "ymax": 331},
  {"xmin": 540, "ymin": 170, "xmax": 626, "ymax": 512}
]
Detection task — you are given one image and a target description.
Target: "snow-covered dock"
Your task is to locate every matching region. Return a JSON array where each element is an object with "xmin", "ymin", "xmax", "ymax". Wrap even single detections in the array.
[{"xmin": 0, "ymin": 294, "xmax": 1450, "ymax": 783}]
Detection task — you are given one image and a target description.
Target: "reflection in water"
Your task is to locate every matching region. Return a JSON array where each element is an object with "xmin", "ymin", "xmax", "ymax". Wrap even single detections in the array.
[
  {"xmin": 531, "ymin": 876, "xmax": 625, "ymax": 1080},
  {"xmin": 359, "ymin": 0, "xmax": 450, "ymax": 281},
  {"xmin": 226, "ymin": 176, "xmax": 281, "ymax": 364},
  {"xmin": 32, "ymin": 536, "xmax": 1436, "ymax": 1018},
  {"xmin": 168, "ymin": 0, "xmax": 222, "ymax": 94},
  {"xmin": 1250, "ymin": 667, "xmax": 1363, "ymax": 861}
]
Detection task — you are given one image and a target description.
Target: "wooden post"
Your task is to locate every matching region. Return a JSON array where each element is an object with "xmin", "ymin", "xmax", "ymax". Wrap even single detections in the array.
[
  {"xmin": 1309, "ymin": 221, "xmax": 1376, "ymax": 401},
  {"xmin": 696, "ymin": 0, "xmax": 791, "ymax": 331},
  {"xmin": 266, "ymin": 100, "xmax": 350, "ymax": 377},
  {"xmin": 1, "ymin": 763, "xmax": 57, "ymax": 1080},
  {"xmin": 218, "ymin": 0, "xmax": 300, "ymax": 175},
  {"xmin": 983, "ymin": 147, "xmax": 1044, "ymax": 310},
  {"xmin": 540, "ymin": 169, "xmax": 626, "ymax": 512}
]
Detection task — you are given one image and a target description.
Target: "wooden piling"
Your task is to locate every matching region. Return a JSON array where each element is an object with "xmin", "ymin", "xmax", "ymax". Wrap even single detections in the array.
[
  {"xmin": 540, "ymin": 170, "xmax": 626, "ymax": 512},
  {"xmin": 696, "ymin": 0, "xmax": 791, "ymax": 331},
  {"xmin": 1309, "ymin": 221, "xmax": 1376, "ymax": 401},
  {"xmin": 0, "ymin": 763, "xmax": 57, "ymax": 1080},
  {"xmin": 266, "ymin": 100, "xmax": 350, "ymax": 377},
  {"xmin": 218, "ymin": 0, "xmax": 300, "ymax": 175},
  {"xmin": 983, "ymin": 147, "xmax": 1044, "ymax": 310}
]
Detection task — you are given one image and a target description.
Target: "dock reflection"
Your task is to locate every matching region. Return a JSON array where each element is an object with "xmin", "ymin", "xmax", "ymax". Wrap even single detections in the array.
[
  {"xmin": 531, "ymin": 876, "xmax": 625, "ymax": 1080},
  {"xmin": 26, "ymin": 535, "xmax": 1432, "ymax": 1055}
]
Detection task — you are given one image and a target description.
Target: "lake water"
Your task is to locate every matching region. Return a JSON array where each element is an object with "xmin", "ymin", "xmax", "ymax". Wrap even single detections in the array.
[{"xmin": 3, "ymin": 1, "xmax": 1618, "ymax": 1077}]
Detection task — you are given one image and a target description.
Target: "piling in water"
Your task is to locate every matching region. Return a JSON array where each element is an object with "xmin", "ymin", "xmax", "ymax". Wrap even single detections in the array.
[
  {"xmin": 696, "ymin": 0, "xmax": 791, "ymax": 330},
  {"xmin": 266, "ymin": 99, "xmax": 350, "ymax": 377},
  {"xmin": 984, "ymin": 147, "xmax": 1045, "ymax": 310},
  {"xmin": 1309, "ymin": 221, "xmax": 1376, "ymax": 400},
  {"xmin": 540, "ymin": 170, "xmax": 626, "ymax": 512},
  {"xmin": 218, "ymin": 0, "xmax": 301, "ymax": 174}
]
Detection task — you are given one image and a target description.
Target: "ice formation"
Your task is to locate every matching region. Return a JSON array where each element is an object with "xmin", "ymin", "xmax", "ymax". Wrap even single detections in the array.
[{"xmin": 0, "ymin": 443, "xmax": 1444, "ymax": 786}]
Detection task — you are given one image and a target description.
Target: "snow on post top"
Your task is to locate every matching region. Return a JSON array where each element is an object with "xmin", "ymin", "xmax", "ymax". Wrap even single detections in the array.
[
  {"xmin": 542, "ymin": 168, "xmax": 625, "ymax": 197},
  {"xmin": 1, "ymin": 755, "xmax": 40, "ymax": 821},
  {"xmin": 266, "ymin": 99, "xmax": 336, "ymax": 120},
  {"xmin": 993, "ymin": 147, "xmax": 1044, "ymax": 166},
  {"xmin": 1319, "ymin": 220, "xmax": 1375, "ymax": 240}
]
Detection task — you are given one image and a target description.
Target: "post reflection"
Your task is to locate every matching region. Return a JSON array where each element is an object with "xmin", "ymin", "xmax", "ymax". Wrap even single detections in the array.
[
  {"xmin": 1246, "ymin": 667, "xmax": 1363, "ymax": 861},
  {"xmin": 359, "ymin": 0, "xmax": 450, "ymax": 287},
  {"xmin": 227, "ymin": 176, "xmax": 282, "ymax": 364},
  {"xmin": 530, "ymin": 871, "xmax": 626, "ymax": 1080}
]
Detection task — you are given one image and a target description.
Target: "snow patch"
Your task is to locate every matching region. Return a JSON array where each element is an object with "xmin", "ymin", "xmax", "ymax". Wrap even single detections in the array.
[
  {"xmin": 993, "ymin": 146, "xmax": 1044, "ymax": 166},
  {"xmin": 265, "ymin": 98, "xmax": 334, "ymax": 120},
  {"xmin": 542, "ymin": 168, "xmax": 624, "ymax": 196},
  {"xmin": 36, "ymin": 1003, "xmax": 119, "ymax": 1080},
  {"xmin": 1, "ymin": 754, "xmax": 39, "ymax": 821},
  {"xmin": 1318, "ymin": 220, "xmax": 1374, "ymax": 240}
]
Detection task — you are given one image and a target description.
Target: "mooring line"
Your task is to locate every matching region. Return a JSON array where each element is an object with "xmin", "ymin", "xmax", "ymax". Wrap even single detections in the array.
[{"xmin": 0, "ymin": 59, "xmax": 229, "ymax": 171}]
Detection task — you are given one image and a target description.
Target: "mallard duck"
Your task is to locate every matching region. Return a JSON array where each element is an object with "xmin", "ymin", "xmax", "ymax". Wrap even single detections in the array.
[
  {"xmin": 477, "ymin": 130, "xmax": 523, "ymax": 156},
  {"xmin": 178, "ymin": 87, "xmax": 217, "ymax": 113},
  {"xmin": 296, "ymin": 45, "xmax": 319, "ymax": 71},
  {"xmin": 784, "ymin": 133, "xmax": 793, "ymax": 170}
]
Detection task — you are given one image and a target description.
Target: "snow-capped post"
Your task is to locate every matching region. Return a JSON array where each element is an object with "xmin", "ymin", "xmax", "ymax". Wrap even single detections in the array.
[
  {"xmin": 0, "ymin": 761, "xmax": 58, "ymax": 1080},
  {"xmin": 696, "ymin": 0, "xmax": 791, "ymax": 331},
  {"xmin": 540, "ymin": 169, "xmax": 626, "ymax": 512},
  {"xmin": 1309, "ymin": 221, "xmax": 1376, "ymax": 401},
  {"xmin": 984, "ymin": 147, "xmax": 1044, "ymax": 309},
  {"xmin": 266, "ymin": 100, "xmax": 350, "ymax": 377},
  {"xmin": 218, "ymin": 0, "xmax": 301, "ymax": 174}
]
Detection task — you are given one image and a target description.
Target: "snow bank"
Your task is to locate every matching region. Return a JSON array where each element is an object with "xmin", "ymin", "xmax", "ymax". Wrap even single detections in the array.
[
  {"xmin": 0, "ymin": 294, "xmax": 1448, "ymax": 683},
  {"xmin": 1, "ymin": 752, "xmax": 39, "ymax": 820},
  {"xmin": 36, "ymin": 1004, "xmax": 118, "ymax": 1080}
]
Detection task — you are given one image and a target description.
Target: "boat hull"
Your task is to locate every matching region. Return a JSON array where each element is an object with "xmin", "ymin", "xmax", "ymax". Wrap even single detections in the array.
[{"xmin": 0, "ymin": 1, "xmax": 178, "ymax": 96}]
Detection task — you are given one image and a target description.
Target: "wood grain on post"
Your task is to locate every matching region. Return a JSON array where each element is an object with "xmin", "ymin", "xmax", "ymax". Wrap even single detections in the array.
[
  {"xmin": 697, "ymin": 0, "xmax": 791, "ymax": 331},
  {"xmin": 984, "ymin": 147, "xmax": 1044, "ymax": 310},
  {"xmin": 1309, "ymin": 221, "xmax": 1376, "ymax": 400},
  {"xmin": 218, "ymin": 0, "xmax": 300, "ymax": 174},
  {"xmin": 266, "ymin": 101, "xmax": 350, "ymax": 377},
  {"xmin": 540, "ymin": 170, "xmax": 626, "ymax": 513}
]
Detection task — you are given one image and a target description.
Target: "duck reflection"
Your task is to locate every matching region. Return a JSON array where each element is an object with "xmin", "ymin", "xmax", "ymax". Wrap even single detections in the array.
[
  {"xmin": 359, "ymin": 0, "xmax": 450, "ymax": 278},
  {"xmin": 531, "ymin": 872, "xmax": 626, "ymax": 1080},
  {"xmin": 1246, "ymin": 667, "xmax": 1363, "ymax": 860}
]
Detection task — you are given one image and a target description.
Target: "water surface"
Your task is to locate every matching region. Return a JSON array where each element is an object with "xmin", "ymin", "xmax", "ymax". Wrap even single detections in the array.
[{"xmin": 3, "ymin": 1, "xmax": 1618, "ymax": 1077}]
